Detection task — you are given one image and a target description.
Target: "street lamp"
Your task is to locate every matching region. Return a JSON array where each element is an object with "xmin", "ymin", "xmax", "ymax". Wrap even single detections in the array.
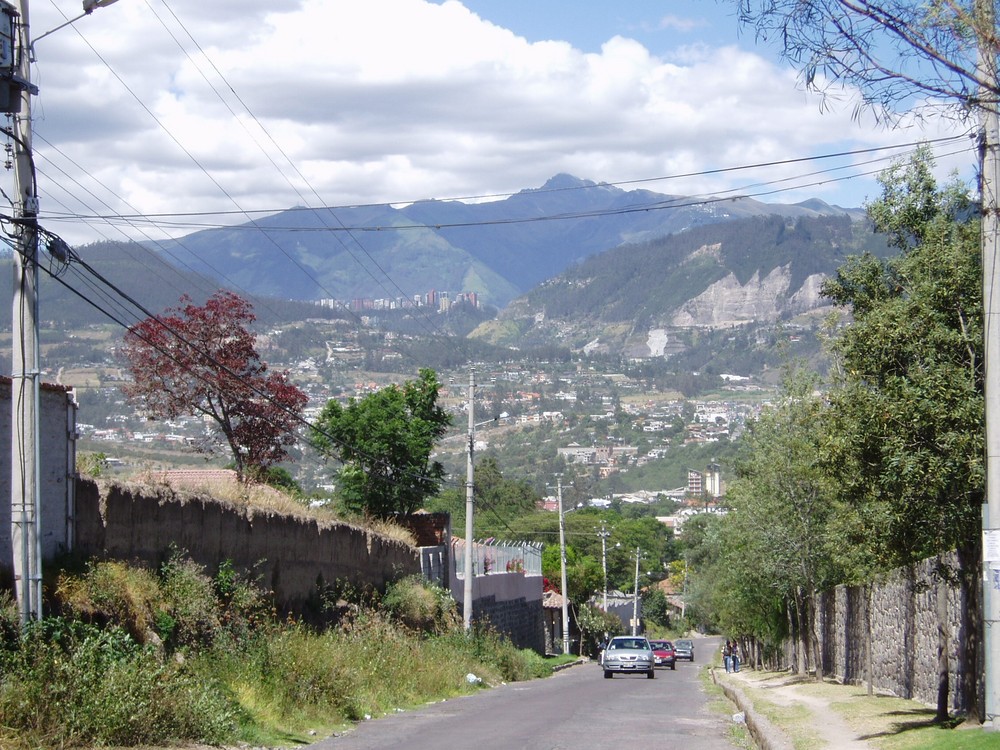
[
  {"xmin": 9, "ymin": 0, "xmax": 118, "ymax": 625},
  {"xmin": 29, "ymin": 0, "xmax": 119, "ymax": 57}
]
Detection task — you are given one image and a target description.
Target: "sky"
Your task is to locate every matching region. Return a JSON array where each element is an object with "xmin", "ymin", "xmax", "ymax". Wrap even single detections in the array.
[{"xmin": 23, "ymin": 0, "xmax": 978, "ymax": 247}]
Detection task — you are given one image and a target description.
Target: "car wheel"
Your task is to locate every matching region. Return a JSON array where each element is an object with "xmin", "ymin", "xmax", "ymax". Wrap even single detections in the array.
[
  {"xmin": 647, "ymin": 669, "xmax": 655, "ymax": 679},
  {"xmin": 604, "ymin": 670, "xmax": 613, "ymax": 679}
]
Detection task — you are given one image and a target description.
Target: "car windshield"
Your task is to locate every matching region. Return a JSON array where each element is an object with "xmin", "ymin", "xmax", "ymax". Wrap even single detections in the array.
[
  {"xmin": 677, "ymin": 640, "xmax": 691, "ymax": 648},
  {"xmin": 611, "ymin": 639, "xmax": 647, "ymax": 650}
]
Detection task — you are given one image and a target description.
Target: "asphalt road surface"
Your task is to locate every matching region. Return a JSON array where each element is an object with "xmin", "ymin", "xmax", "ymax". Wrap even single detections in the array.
[{"xmin": 312, "ymin": 637, "xmax": 735, "ymax": 750}]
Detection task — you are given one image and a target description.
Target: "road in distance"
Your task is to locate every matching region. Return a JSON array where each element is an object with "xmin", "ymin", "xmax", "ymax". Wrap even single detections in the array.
[{"xmin": 312, "ymin": 636, "xmax": 735, "ymax": 750}]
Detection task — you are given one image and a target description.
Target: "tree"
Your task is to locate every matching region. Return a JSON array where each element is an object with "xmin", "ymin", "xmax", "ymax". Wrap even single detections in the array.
[
  {"xmin": 720, "ymin": 369, "xmax": 842, "ymax": 678},
  {"xmin": 821, "ymin": 149, "xmax": 982, "ymax": 717},
  {"xmin": 121, "ymin": 291, "xmax": 307, "ymax": 483},
  {"xmin": 732, "ymin": 1, "xmax": 998, "ymax": 115},
  {"xmin": 312, "ymin": 369, "xmax": 451, "ymax": 518}
]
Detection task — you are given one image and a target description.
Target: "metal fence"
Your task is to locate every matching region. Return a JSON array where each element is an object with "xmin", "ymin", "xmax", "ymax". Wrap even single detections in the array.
[{"xmin": 453, "ymin": 538, "xmax": 543, "ymax": 578}]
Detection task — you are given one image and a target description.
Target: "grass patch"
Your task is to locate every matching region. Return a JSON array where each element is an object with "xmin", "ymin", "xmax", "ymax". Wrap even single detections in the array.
[
  {"xmin": 0, "ymin": 555, "xmax": 554, "ymax": 750},
  {"xmin": 724, "ymin": 670, "xmax": 999, "ymax": 750},
  {"xmin": 700, "ymin": 665, "xmax": 753, "ymax": 750}
]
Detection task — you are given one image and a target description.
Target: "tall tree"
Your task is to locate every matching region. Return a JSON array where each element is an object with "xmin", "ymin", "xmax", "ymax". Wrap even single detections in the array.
[
  {"xmin": 121, "ymin": 291, "xmax": 308, "ymax": 483},
  {"xmin": 312, "ymin": 369, "xmax": 451, "ymax": 518},
  {"xmin": 720, "ymin": 369, "xmax": 841, "ymax": 678},
  {"xmin": 822, "ymin": 148, "xmax": 982, "ymax": 718}
]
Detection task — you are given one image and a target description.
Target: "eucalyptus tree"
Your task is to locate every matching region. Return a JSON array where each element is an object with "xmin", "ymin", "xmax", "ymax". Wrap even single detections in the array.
[
  {"xmin": 720, "ymin": 370, "xmax": 841, "ymax": 678},
  {"xmin": 821, "ymin": 149, "xmax": 982, "ymax": 716}
]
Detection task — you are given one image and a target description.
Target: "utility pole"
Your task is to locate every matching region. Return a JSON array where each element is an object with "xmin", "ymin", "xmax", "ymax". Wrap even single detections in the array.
[
  {"xmin": 8, "ymin": 0, "xmax": 40, "ymax": 626},
  {"xmin": 463, "ymin": 368, "xmax": 475, "ymax": 631},
  {"xmin": 631, "ymin": 546, "xmax": 640, "ymax": 636},
  {"xmin": 598, "ymin": 522, "xmax": 610, "ymax": 611},
  {"xmin": 556, "ymin": 475, "xmax": 570, "ymax": 654},
  {"xmin": 979, "ymin": 0, "xmax": 1000, "ymax": 723}
]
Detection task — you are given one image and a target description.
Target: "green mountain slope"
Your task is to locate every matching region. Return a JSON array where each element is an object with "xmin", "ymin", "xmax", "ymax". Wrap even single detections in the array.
[{"xmin": 470, "ymin": 214, "xmax": 891, "ymax": 361}]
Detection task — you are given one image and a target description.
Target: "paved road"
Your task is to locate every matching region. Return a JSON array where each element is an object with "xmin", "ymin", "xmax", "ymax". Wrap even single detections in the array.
[{"xmin": 312, "ymin": 637, "xmax": 735, "ymax": 750}]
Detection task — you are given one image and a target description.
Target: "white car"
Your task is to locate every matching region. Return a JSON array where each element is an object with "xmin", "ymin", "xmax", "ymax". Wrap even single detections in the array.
[{"xmin": 601, "ymin": 636, "xmax": 655, "ymax": 679}]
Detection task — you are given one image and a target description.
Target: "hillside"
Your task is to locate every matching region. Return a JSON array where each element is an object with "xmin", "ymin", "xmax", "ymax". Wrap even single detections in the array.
[
  {"xmin": 147, "ymin": 174, "xmax": 863, "ymax": 307},
  {"xmin": 470, "ymin": 214, "xmax": 891, "ymax": 363},
  {"xmin": 0, "ymin": 241, "xmax": 350, "ymax": 329}
]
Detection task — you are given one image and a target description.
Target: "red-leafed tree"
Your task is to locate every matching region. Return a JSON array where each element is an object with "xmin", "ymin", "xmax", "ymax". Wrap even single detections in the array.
[{"xmin": 121, "ymin": 291, "xmax": 308, "ymax": 483}]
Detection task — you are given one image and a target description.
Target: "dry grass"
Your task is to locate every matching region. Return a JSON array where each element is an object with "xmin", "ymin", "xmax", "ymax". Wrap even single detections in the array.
[{"xmin": 100, "ymin": 474, "xmax": 418, "ymax": 547}]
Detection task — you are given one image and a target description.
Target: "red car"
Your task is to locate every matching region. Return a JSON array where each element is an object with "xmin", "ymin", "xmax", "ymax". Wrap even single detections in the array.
[{"xmin": 649, "ymin": 640, "xmax": 676, "ymax": 669}]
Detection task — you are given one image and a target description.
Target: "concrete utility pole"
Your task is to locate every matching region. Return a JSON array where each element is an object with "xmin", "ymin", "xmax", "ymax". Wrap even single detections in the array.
[
  {"xmin": 463, "ymin": 368, "xmax": 475, "ymax": 631},
  {"xmin": 598, "ymin": 522, "xmax": 610, "ymax": 611},
  {"xmin": 8, "ymin": 0, "xmax": 40, "ymax": 626},
  {"xmin": 979, "ymin": 0, "xmax": 1000, "ymax": 722},
  {"xmin": 631, "ymin": 546, "xmax": 640, "ymax": 636},
  {"xmin": 556, "ymin": 475, "xmax": 569, "ymax": 654}
]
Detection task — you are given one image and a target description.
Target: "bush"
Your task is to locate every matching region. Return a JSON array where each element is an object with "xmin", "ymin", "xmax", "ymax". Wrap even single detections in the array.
[
  {"xmin": 381, "ymin": 576, "xmax": 459, "ymax": 634},
  {"xmin": 0, "ymin": 619, "xmax": 240, "ymax": 749}
]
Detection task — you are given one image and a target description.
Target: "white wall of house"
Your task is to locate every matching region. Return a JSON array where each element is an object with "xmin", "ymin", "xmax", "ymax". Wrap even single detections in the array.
[{"xmin": 0, "ymin": 379, "xmax": 77, "ymax": 570}]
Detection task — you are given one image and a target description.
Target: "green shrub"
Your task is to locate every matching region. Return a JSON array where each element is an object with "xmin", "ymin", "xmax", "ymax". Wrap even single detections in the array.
[
  {"xmin": 55, "ymin": 560, "xmax": 163, "ymax": 643},
  {"xmin": 0, "ymin": 619, "xmax": 240, "ymax": 749},
  {"xmin": 381, "ymin": 575, "xmax": 459, "ymax": 634},
  {"xmin": 439, "ymin": 623, "xmax": 550, "ymax": 682}
]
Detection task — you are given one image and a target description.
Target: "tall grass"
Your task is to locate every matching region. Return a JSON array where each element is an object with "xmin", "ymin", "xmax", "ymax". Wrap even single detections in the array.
[{"xmin": 0, "ymin": 557, "xmax": 553, "ymax": 749}]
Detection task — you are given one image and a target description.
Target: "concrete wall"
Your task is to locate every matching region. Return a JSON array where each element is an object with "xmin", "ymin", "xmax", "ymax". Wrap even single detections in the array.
[
  {"xmin": 73, "ymin": 479, "xmax": 421, "ymax": 612},
  {"xmin": 0, "ymin": 379, "xmax": 76, "ymax": 579},
  {"xmin": 451, "ymin": 547, "xmax": 545, "ymax": 653},
  {"xmin": 808, "ymin": 553, "xmax": 968, "ymax": 712}
]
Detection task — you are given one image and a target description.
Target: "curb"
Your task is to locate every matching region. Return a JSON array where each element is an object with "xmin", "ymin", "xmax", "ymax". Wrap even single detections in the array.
[{"xmin": 712, "ymin": 668, "xmax": 794, "ymax": 750}]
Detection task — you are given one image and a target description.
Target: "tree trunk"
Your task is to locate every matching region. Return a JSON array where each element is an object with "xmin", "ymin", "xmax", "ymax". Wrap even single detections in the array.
[
  {"xmin": 796, "ymin": 587, "xmax": 809, "ymax": 675},
  {"xmin": 786, "ymin": 599, "xmax": 799, "ymax": 673},
  {"xmin": 957, "ymin": 538, "xmax": 982, "ymax": 723},
  {"xmin": 935, "ymin": 556, "xmax": 950, "ymax": 722},
  {"xmin": 865, "ymin": 582, "xmax": 874, "ymax": 697},
  {"xmin": 809, "ymin": 588, "xmax": 824, "ymax": 681}
]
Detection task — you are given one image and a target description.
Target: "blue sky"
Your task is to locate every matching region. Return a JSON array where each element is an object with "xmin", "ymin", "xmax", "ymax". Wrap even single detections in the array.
[
  {"xmin": 28, "ymin": 0, "xmax": 975, "ymax": 245},
  {"xmin": 454, "ymin": 1, "xmax": 744, "ymax": 53}
]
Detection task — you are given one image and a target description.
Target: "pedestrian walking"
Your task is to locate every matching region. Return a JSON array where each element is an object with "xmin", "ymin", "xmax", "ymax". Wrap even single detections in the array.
[
  {"xmin": 732, "ymin": 641, "xmax": 741, "ymax": 672},
  {"xmin": 722, "ymin": 640, "xmax": 732, "ymax": 673}
]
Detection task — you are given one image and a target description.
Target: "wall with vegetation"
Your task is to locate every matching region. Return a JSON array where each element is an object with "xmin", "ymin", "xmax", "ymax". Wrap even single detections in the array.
[
  {"xmin": 812, "ymin": 552, "xmax": 967, "ymax": 711},
  {"xmin": 73, "ymin": 479, "xmax": 421, "ymax": 611}
]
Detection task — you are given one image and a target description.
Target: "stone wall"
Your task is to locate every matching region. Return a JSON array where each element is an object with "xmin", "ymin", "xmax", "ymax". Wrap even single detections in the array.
[
  {"xmin": 811, "ymin": 553, "xmax": 967, "ymax": 711},
  {"xmin": 73, "ymin": 479, "xmax": 421, "ymax": 612}
]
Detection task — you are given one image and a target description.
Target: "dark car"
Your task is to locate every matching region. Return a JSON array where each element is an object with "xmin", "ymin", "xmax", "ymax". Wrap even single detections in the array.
[
  {"xmin": 600, "ymin": 636, "xmax": 655, "ymax": 679},
  {"xmin": 649, "ymin": 639, "xmax": 676, "ymax": 669},
  {"xmin": 674, "ymin": 638, "xmax": 695, "ymax": 662}
]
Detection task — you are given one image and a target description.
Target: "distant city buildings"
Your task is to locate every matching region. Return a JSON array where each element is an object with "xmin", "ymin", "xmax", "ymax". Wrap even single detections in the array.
[{"xmin": 316, "ymin": 289, "xmax": 480, "ymax": 313}]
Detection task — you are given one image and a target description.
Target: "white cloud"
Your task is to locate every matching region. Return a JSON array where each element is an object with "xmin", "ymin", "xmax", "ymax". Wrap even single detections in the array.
[{"xmin": 23, "ymin": 0, "xmax": 973, "ymax": 245}]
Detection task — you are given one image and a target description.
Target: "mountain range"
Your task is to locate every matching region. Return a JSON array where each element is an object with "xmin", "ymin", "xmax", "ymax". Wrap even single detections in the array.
[
  {"xmin": 469, "ymin": 213, "xmax": 891, "ymax": 362},
  {"xmin": 149, "ymin": 174, "xmax": 865, "ymax": 308}
]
